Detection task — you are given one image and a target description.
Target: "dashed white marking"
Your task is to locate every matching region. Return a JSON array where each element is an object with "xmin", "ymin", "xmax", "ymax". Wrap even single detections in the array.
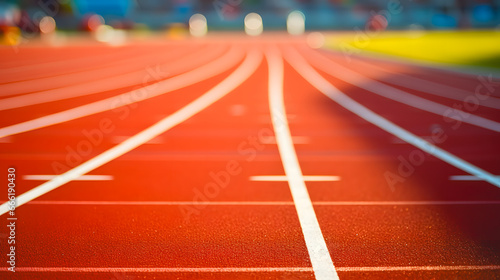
[
  {"xmin": 250, "ymin": 175, "xmax": 340, "ymax": 182},
  {"xmin": 0, "ymin": 49, "xmax": 263, "ymax": 216},
  {"xmin": 450, "ymin": 175, "xmax": 500, "ymax": 181},
  {"xmin": 285, "ymin": 47, "xmax": 500, "ymax": 189},
  {"xmin": 23, "ymin": 175, "xmax": 113, "ymax": 181},
  {"xmin": 266, "ymin": 47, "xmax": 339, "ymax": 280}
]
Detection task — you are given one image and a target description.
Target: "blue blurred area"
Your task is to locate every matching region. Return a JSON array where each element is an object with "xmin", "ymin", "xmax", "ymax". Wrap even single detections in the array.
[
  {"xmin": 2, "ymin": 0, "xmax": 500, "ymax": 30},
  {"xmin": 72, "ymin": 0, "xmax": 132, "ymax": 17}
]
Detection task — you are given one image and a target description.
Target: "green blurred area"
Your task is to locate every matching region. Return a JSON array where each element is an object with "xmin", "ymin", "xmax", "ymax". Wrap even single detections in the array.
[{"xmin": 326, "ymin": 30, "xmax": 500, "ymax": 69}]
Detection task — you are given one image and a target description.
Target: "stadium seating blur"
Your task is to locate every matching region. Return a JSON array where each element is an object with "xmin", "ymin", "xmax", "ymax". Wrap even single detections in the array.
[{"xmin": 1, "ymin": 0, "xmax": 499, "ymax": 33}]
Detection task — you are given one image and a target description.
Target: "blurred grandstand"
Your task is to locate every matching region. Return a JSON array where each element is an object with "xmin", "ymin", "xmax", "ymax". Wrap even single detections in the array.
[{"xmin": 0, "ymin": 0, "xmax": 499, "ymax": 36}]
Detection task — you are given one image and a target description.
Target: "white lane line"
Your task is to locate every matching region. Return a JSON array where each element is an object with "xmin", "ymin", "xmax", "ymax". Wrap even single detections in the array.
[
  {"xmin": 313, "ymin": 200, "xmax": 500, "ymax": 206},
  {"xmin": 24, "ymin": 200, "xmax": 500, "ymax": 206},
  {"xmin": 336, "ymin": 265, "xmax": 500, "ymax": 272},
  {"xmin": 0, "ymin": 46, "xmax": 243, "ymax": 139},
  {"xmin": 391, "ymin": 136, "xmax": 435, "ymax": 144},
  {"xmin": 111, "ymin": 136, "xmax": 164, "ymax": 144},
  {"xmin": 26, "ymin": 201, "xmax": 297, "ymax": 206},
  {"xmin": 0, "ymin": 45, "xmax": 217, "ymax": 111},
  {"xmin": 2, "ymin": 265, "xmax": 499, "ymax": 273},
  {"xmin": 285, "ymin": 47, "xmax": 500, "ymax": 189},
  {"xmin": 260, "ymin": 135, "xmax": 310, "ymax": 144},
  {"xmin": 250, "ymin": 175, "xmax": 340, "ymax": 181},
  {"xmin": 305, "ymin": 48, "xmax": 500, "ymax": 133},
  {"xmin": 450, "ymin": 175, "xmax": 500, "ymax": 181},
  {"xmin": 2, "ymin": 267, "xmax": 313, "ymax": 273},
  {"xmin": 23, "ymin": 175, "xmax": 113, "ymax": 181},
  {"xmin": 266, "ymin": 47, "xmax": 339, "ymax": 280},
  {"xmin": 0, "ymin": 49, "xmax": 263, "ymax": 216}
]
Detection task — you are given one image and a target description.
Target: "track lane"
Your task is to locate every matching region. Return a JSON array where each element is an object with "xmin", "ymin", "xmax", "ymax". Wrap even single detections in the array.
[
  {"xmin": 0, "ymin": 44, "xmax": 201, "ymax": 97},
  {"xmin": 0, "ymin": 38, "xmax": 498, "ymax": 280},
  {"xmin": 0, "ymin": 45, "xmax": 244, "ymax": 138},
  {"xmin": 320, "ymin": 50, "xmax": 500, "ymax": 110},
  {"xmin": 304, "ymin": 48, "xmax": 500, "ymax": 132},
  {"xmin": 0, "ymin": 46, "xmax": 261, "ymax": 214},
  {"xmin": 0, "ymin": 44, "xmax": 217, "ymax": 111},
  {"xmin": 281, "ymin": 44, "xmax": 500, "ymax": 279}
]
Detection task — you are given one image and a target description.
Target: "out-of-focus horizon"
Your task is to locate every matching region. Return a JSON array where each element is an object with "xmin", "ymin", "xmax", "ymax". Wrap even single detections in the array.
[{"xmin": 0, "ymin": 0, "xmax": 499, "ymax": 33}]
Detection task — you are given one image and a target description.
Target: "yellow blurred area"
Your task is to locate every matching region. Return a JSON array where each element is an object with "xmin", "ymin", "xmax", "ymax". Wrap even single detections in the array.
[
  {"xmin": 0, "ymin": 26, "xmax": 21, "ymax": 46},
  {"xmin": 326, "ymin": 30, "xmax": 500, "ymax": 69},
  {"xmin": 166, "ymin": 23, "xmax": 189, "ymax": 40}
]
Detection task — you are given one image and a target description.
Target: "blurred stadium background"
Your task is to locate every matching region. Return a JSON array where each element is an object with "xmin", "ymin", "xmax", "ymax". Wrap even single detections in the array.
[
  {"xmin": 1, "ymin": 0, "xmax": 500, "ymax": 33},
  {"xmin": 1, "ymin": 0, "xmax": 500, "ymax": 69}
]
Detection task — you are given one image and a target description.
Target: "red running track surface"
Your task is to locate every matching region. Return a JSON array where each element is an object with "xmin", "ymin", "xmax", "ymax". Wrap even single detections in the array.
[{"xmin": 0, "ymin": 35, "xmax": 499, "ymax": 279}]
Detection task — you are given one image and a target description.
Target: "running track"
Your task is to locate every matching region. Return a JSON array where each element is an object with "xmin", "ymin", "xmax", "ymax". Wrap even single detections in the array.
[{"xmin": 0, "ymin": 35, "xmax": 499, "ymax": 279}]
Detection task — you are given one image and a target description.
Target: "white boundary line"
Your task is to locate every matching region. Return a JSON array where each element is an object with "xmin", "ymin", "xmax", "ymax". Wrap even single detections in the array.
[
  {"xmin": 2, "ymin": 265, "xmax": 498, "ymax": 273},
  {"xmin": 305, "ymin": 48, "xmax": 500, "ymax": 133},
  {"xmin": 450, "ymin": 175, "xmax": 500, "ymax": 181},
  {"xmin": 266, "ymin": 47, "xmax": 339, "ymax": 280},
  {"xmin": 284, "ymin": 47, "xmax": 500, "ymax": 189},
  {"xmin": 0, "ymin": 49, "xmax": 262, "ymax": 216},
  {"xmin": 23, "ymin": 200, "xmax": 500, "ymax": 206},
  {"xmin": 0, "ymin": 45, "xmax": 243, "ymax": 139},
  {"xmin": 250, "ymin": 175, "xmax": 340, "ymax": 181}
]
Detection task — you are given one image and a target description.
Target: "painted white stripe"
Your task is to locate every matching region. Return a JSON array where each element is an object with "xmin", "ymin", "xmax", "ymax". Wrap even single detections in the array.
[
  {"xmin": 2, "ymin": 267, "xmax": 313, "ymax": 273},
  {"xmin": 111, "ymin": 136, "xmax": 164, "ymax": 144},
  {"xmin": 285, "ymin": 47, "xmax": 500, "ymax": 189},
  {"xmin": 0, "ymin": 49, "xmax": 262, "ymax": 216},
  {"xmin": 335, "ymin": 265, "xmax": 500, "ymax": 272},
  {"xmin": 260, "ymin": 135, "xmax": 310, "ymax": 144},
  {"xmin": 306, "ymin": 49, "xmax": 500, "ymax": 133},
  {"xmin": 23, "ymin": 175, "xmax": 113, "ymax": 181},
  {"xmin": 450, "ymin": 175, "xmax": 500, "ymax": 181},
  {"xmin": 26, "ymin": 201, "xmax": 297, "ymax": 206},
  {"xmin": 313, "ymin": 200, "xmax": 500, "ymax": 206},
  {"xmin": 2, "ymin": 265, "xmax": 498, "ymax": 273},
  {"xmin": 250, "ymin": 175, "xmax": 340, "ymax": 181},
  {"xmin": 0, "ymin": 45, "xmax": 244, "ymax": 139},
  {"xmin": 391, "ymin": 136, "xmax": 435, "ymax": 144},
  {"xmin": 24, "ymin": 200, "xmax": 500, "ymax": 206},
  {"xmin": 266, "ymin": 47, "xmax": 339, "ymax": 280},
  {"xmin": 0, "ymin": 45, "xmax": 218, "ymax": 111}
]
